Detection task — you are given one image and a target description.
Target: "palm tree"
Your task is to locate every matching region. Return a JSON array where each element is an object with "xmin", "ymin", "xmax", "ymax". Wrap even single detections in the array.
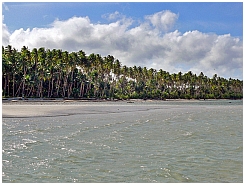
[
  {"xmin": 2, "ymin": 45, "xmax": 20, "ymax": 97},
  {"xmin": 20, "ymin": 46, "xmax": 31, "ymax": 98},
  {"xmin": 45, "ymin": 49, "xmax": 55, "ymax": 97},
  {"xmin": 2, "ymin": 45, "xmax": 243, "ymax": 100},
  {"xmin": 76, "ymin": 50, "xmax": 88, "ymax": 98},
  {"xmin": 36, "ymin": 47, "xmax": 46, "ymax": 98}
]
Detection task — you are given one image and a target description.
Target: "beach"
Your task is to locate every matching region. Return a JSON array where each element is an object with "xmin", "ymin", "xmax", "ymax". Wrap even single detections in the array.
[
  {"xmin": 2, "ymin": 98, "xmax": 230, "ymax": 118},
  {"xmin": 2, "ymin": 98, "xmax": 199, "ymax": 118}
]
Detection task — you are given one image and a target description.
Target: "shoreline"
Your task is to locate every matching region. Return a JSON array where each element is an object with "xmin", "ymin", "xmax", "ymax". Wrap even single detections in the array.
[
  {"xmin": 2, "ymin": 97, "xmax": 242, "ymax": 106},
  {"xmin": 2, "ymin": 98, "xmax": 242, "ymax": 118},
  {"xmin": 2, "ymin": 97, "xmax": 241, "ymax": 102}
]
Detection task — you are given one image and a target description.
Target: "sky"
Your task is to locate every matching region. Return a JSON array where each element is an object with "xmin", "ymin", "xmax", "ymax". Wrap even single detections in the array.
[{"xmin": 2, "ymin": 2, "xmax": 243, "ymax": 79}]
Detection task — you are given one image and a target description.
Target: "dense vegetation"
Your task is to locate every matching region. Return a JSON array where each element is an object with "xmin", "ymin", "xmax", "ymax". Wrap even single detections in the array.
[{"xmin": 2, "ymin": 45, "xmax": 243, "ymax": 100}]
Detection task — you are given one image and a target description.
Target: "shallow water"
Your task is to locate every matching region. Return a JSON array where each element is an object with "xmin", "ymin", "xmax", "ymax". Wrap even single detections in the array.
[{"xmin": 2, "ymin": 100, "xmax": 243, "ymax": 182}]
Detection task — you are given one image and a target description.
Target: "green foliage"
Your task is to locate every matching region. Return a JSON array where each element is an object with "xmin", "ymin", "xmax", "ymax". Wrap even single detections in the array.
[{"xmin": 2, "ymin": 45, "xmax": 243, "ymax": 100}]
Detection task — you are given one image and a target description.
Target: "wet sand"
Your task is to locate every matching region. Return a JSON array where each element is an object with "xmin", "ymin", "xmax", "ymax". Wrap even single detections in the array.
[
  {"xmin": 2, "ymin": 98, "xmax": 236, "ymax": 118},
  {"xmin": 2, "ymin": 100, "xmax": 168, "ymax": 118}
]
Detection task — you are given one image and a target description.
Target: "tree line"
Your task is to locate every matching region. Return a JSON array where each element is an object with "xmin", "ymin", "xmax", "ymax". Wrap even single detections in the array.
[{"xmin": 2, "ymin": 45, "xmax": 243, "ymax": 100}]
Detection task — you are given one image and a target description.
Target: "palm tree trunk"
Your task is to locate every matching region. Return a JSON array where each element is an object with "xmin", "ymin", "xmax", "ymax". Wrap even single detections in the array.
[
  {"xmin": 80, "ymin": 82, "xmax": 85, "ymax": 97},
  {"xmin": 48, "ymin": 80, "xmax": 51, "ymax": 97},
  {"xmin": 12, "ymin": 74, "xmax": 15, "ymax": 97},
  {"xmin": 15, "ymin": 81, "xmax": 22, "ymax": 97},
  {"xmin": 39, "ymin": 80, "xmax": 43, "ymax": 98},
  {"xmin": 7, "ymin": 74, "xmax": 10, "ymax": 96},
  {"xmin": 3, "ymin": 74, "xmax": 7, "ymax": 97},
  {"xmin": 56, "ymin": 74, "xmax": 61, "ymax": 97},
  {"xmin": 27, "ymin": 85, "xmax": 33, "ymax": 97},
  {"xmin": 22, "ymin": 78, "xmax": 25, "ymax": 98},
  {"xmin": 51, "ymin": 78, "xmax": 54, "ymax": 97}
]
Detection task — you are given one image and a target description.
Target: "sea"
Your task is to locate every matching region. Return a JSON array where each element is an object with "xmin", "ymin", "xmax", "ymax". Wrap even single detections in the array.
[{"xmin": 2, "ymin": 100, "xmax": 243, "ymax": 183}]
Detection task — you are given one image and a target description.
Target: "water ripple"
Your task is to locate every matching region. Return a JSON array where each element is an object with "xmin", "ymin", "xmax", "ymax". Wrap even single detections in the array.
[{"xmin": 2, "ymin": 101, "xmax": 243, "ymax": 182}]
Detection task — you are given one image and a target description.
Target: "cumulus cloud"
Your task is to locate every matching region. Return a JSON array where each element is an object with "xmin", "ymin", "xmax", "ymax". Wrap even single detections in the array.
[
  {"xmin": 2, "ymin": 10, "xmax": 242, "ymax": 79},
  {"xmin": 2, "ymin": 16, "xmax": 10, "ymax": 46},
  {"xmin": 145, "ymin": 10, "xmax": 179, "ymax": 32}
]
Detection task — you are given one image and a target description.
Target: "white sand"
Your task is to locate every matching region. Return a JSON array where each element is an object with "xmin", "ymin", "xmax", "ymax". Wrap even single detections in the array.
[
  {"xmin": 3, "ymin": 104, "xmax": 77, "ymax": 117},
  {"xmin": 2, "ymin": 99, "xmax": 223, "ymax": 118},
  {"xmin": 2, "ymin": 101, "xmax": 158, "ymax": 118}
]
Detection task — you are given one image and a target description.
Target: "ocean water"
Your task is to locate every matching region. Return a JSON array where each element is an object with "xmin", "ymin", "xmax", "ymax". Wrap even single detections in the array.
[{"xmin": 2, "ymin": 100, "xmax": 243, "ymax": 182}]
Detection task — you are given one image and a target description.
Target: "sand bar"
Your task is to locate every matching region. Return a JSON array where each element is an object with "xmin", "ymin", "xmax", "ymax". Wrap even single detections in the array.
[
  {"xmin": 2, "ymin": 100, "xmax": 170, "ymax": 118},
  {"xmin": 3, "ymin": 98, "xmax": 237, "ymax": 118}
]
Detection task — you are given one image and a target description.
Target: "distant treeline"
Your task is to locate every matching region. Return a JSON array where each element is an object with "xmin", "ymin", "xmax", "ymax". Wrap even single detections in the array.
[{"xmin": 2, "ymin": 45, "xmax": 243, "ymax": 100}]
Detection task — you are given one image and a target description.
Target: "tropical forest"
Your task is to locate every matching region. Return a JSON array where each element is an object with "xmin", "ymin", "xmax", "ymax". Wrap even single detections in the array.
[{"xmin": 2, "ymin": 45, "xmax": 243, "ymax": 100}]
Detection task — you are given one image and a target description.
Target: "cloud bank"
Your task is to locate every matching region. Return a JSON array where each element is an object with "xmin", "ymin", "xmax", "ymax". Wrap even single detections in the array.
[{"xmin": 2, "ymin": 10, "xmax": 242, "ymax": 79}]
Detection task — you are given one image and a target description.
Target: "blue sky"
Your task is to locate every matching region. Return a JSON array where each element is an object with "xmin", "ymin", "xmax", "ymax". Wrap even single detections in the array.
[
  {"xmin": 2, "ymin": 2, "xmax": 243, "ymax": 79},
  {"xmin": 3, "ymin": 2, "xmax": 243, "ymax": 37}
]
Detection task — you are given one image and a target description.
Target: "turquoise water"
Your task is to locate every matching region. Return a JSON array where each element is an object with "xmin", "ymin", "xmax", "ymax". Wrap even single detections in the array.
[{"xmin": 2, "ymin": 100, "xmax": 243, "ymax": 182}]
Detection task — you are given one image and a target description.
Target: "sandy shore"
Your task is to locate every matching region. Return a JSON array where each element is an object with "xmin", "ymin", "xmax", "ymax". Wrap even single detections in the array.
[
  {"xmin": 2, "ymin": 98, "xmax": 238, "ymax": 118},
  {"xmin": 2, "ymin": 99, "xmax": 166, "ymax": 118}
]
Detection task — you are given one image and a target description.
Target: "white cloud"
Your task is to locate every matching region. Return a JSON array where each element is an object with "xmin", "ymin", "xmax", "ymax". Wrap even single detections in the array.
[
  {"xmin": 102, "ymin": 11, "xmax": 124, "ymax": 21},
  {"xmin": 2, "ymin": 10, "xmax": 243, "ymax": 79},
  {"xmin": 2, "ymin": 16, "xmax": 10, "ymax": 46},
  {"xmin": 145, "ymin": 10, "xmax": 179, "ymax": 32}
]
